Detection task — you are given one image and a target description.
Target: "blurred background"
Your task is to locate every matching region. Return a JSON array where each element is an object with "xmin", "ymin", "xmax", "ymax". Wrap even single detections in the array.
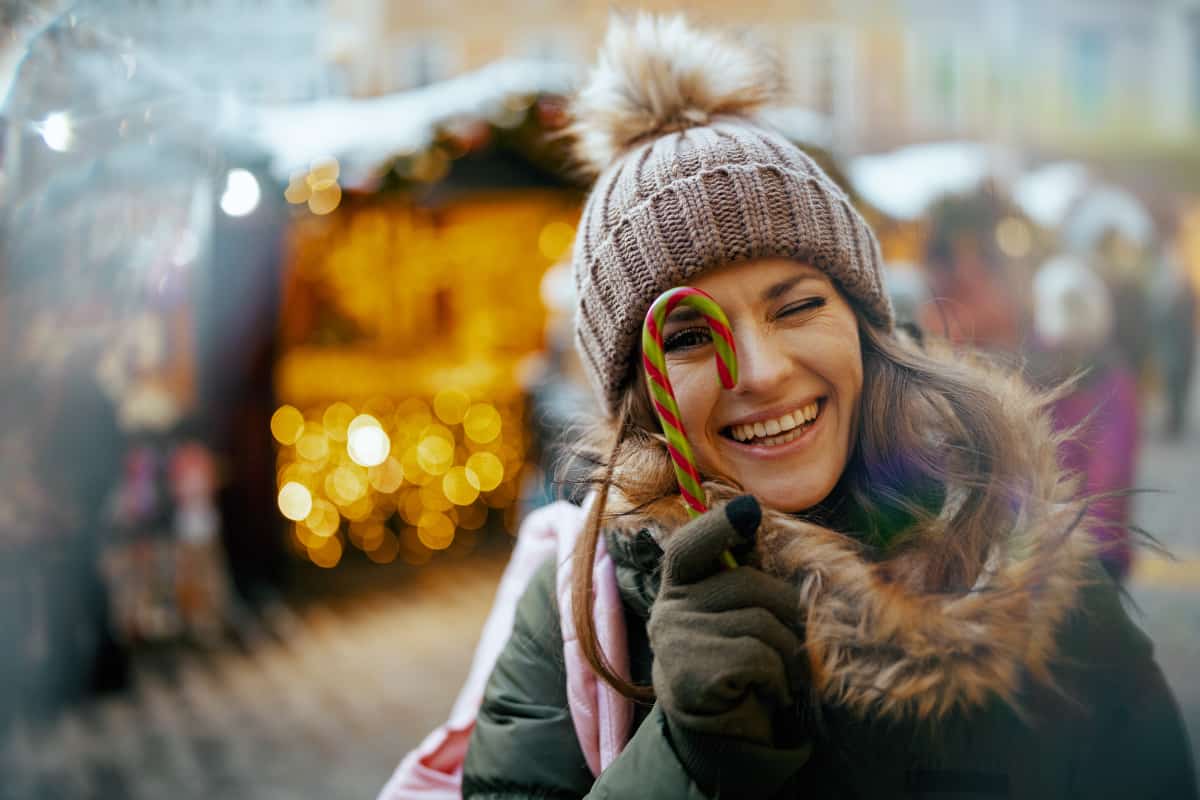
[{"xmin": 1, "ymin": 0, "xmax": 1198, "ymax": 797}]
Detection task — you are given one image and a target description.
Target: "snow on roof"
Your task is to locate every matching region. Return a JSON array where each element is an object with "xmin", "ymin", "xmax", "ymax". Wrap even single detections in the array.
[
  {"xmin": 249, "ymin": 59, "xmax": 581, "ymax": 185},
  {"xmin": 1012, "ymin": 161, "xmax": 1091, "ymax": 229},
  {"xmin": 846, "ymin": 141, "xmax": 1011, "ymax": 221}
]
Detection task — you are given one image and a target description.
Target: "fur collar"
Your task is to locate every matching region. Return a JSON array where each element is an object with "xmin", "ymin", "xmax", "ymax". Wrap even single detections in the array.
[{"xmin": 602, "ymin": 362, "xmax": 1099, "ymax": 722}]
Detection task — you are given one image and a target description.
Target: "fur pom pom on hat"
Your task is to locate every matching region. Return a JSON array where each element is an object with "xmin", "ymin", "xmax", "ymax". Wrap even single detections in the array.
[
  {"xmin": 570, "ymin": 14, "xmax": 782, "ymax": 173},
  {"xmin": 570, "ymin": 13, "xmax": 893, "ymax": 417}
]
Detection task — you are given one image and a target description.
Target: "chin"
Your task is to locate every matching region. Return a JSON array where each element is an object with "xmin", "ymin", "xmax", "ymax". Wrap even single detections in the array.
[{"xmin": 751, "ymin": 475, "xmax": 838, "ymax": 514}]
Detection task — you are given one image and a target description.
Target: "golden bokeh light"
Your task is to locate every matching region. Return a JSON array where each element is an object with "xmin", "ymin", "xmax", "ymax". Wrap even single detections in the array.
[
  {"xmin": 401, "ymin": 446, "xmax": 435, "ymax": 485},
  {"xmin": 367, "ymin": 456, "xmax": 404, "ymax": 493},
  {"xmin": 463, "ymin": 403, "xmax": 502, "ymax": 444},
  {"xmin": 395, "ymin": 398, "xmax": 433, "ymax": 434},
  {"xmin": 399, "ymin": 527, "xmax": 433, "ymax": 565},
  {"xmin": 296, "ymin": 423, "xmax": 331, "ymax": 462},
  {"xmin": 442, "ymin": 466, "xmax": 481, "ymax": 506},
  {"xmin": 995, "ymin": 216, "xmax": 1033, "ymax": 259},
  {"xmin": 330, "ymin": 464, "xmax": 368, "ymax": 504},
  {"xmin": 347, "ymin": 414, "xmax": 391, "ymax": 467},
  {"xmin": 366, "ymin": 530, "xmax": 400, "ymax": 564},
  {"xmin": 308, "ymin": 155, "xmax": 340, "ymax": 184},
  {"xmin": 304, "ymin": 498, "xmax": 341, "ymax": 537},
  {"xmin": 309, "ymin": 535, "xmax": 343, "ymax": 568},
  {"xmin": 417, "ymin": 511, "xmax": 455, "ymax": 550},
  {"xmin": 456, "ymin": 502, "xmax": 489, "ymax": 531},
  {"xmin": 419, "ymin": 480, "xmax": 454, "ymax": 513},
  {"xmin": 482, "ymin": 480, "xmax": 516, "ymax": 509},
  {"xmin": 538, "ymin": 221, "xmax": 575, "ymax": 261},
  {"xmin": 400, "ymin": 489, "xmax": 424, "ymax": 525},
  {"xmin": 322, "ymin": 402, "xmax": 356, "ymax": 442},
  {"xmin": 416, "ymin": 435, "xmax": 454, "ymax": 475},
  {"xmin": 270, "ymin": 405, "xmax": 306, "ymax": 445},
  {"xmin": 284, "ymin": 171, "xmax": 311, "ymax": 205},
  {"xmin": 278, "ymin": 481, "xmax": 314, "ymax": 521},
  {"xmin": 349, "ymin": 519, "xmax": 386, "ymax": 551},
  {"xmin": 341, "ymin": 494, "xmax": 375, "ymax": 521},
  {"xmin": 308, "ymin": 179, "xmax": 342, "ymax": 216},
  {"xmin": 278, "ymin": 461, "xmax": 318, "ymax": 490},
  {"xmin": 433, "ymin": 388, "xmax": 471, "ymax": 425},
  {"xmin": 465, "ymin": 451, "xmax": 505, "ymax": 492}
]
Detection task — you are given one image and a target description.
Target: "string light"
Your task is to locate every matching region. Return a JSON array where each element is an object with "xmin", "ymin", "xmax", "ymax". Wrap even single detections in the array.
[
  {"xmin": 220, "ymin": 169, "xmax": 261, "ymax": 217},
  {"xmin": 463, "ymin": 403, "xmax": 502, "ymax": 443},
  {"xmin": 271, "ymin": 405, "xmax": 305, "ymax": 445},
  {"xmin": 347, "ymin": 414, "xmax": 391, "ymax": 467},
  {"xmin": 433, "ymin": 389, "xmax": 471, "ymax": 425},
  {"xmin": 278, "ymin": 482, "xmax": 314, "ymax": 521},
  {"xmin": 39, "ymin": 112, "xmax": 73, "ymax": 152}
]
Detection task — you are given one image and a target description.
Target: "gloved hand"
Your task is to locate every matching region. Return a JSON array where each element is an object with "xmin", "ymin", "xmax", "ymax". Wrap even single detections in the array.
[{"xmin": 648, "ymin": 495, "xmax": 806, "ymax": 748}]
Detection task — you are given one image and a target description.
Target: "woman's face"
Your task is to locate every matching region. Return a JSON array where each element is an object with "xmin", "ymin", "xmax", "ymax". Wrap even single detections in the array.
[{"xmin": 650, "ymin": 258, "xmax": 863, "ymax": 513}]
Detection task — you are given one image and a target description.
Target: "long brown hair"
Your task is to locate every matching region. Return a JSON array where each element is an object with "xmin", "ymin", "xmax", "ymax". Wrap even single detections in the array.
[{"xmin": 562, "ymin": 319, "xmax": 1060, "ymax": 703}]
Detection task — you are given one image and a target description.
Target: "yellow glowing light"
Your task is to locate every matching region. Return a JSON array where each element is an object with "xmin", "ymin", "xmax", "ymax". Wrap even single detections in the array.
[
  {"xmin": 995, "ymin": 216, "xmax": 1033, "ymax": 259},
  {"xmin": 367, "ymin": 457, "xmax": 404, "ymax": 493},
  {"xmin": 278, "ymin": 482, "xmax": 314, "ymax": 521},
  {"xmin": 419, "ymin": 480, "xmax": 454, "ymax": 513},
  {"xmin": 395, "ymin": 398, "xmax": 433, "ymax": 433},
  {"xmin": 308, "ymin": 179, "xmax": 342, "ymax": 216},
  {"xmin": 296, "ymin": 424, "xmax": 330, "ymax": 462},
  {"xmin": 433, "ymin": 389, "xmax": 471, "ymax": 425},
  {"xmin": 463, "ymin": 403, "xmax": 502, "ymax": 444},
  {"xmin": 331, "ymin": 465, "xmax": 368, "ymax": 504},
  {"xmin": 279, "ymin": 462, "xmax": 318, "ymax": 490},
  {"xmin": 456, "ymin": 502, "xmax": 489, "ymax": 531},
  {"xmin": 304, "ymin": 498, "xmax": 340, "ymax": 537},
  {"xmin": 400, "ymin": 490, "xmax": 425, "ymax": 525},
  {"xmin": 417, "ymin": 436, "xmax": 454, "ymax": 475},
  {"xmin": 309, "ymin": 535, "xmax": 343, "ymax": 568},
  {"xmin": 443, "ymin": 466, "xmax": 481, "ymax": 506},
  {"xmin": 341, "ymin": 495, "xmax": 374, "ymax": 521},
  {"xmin": 40, "ymin": 111, "xmax": 74, "ymax": 152},
  {"xmin": 270, "ymin": 405, "xmax": 306, "ymax": 445},
  {"xmin": 350, "ymin": 520, "xmax": 385, "ymax": 550},
  {"xmin": 322, "ymin": 402, "xmax": 355, "ymax": 442},
  {"xmin": 419, "ymin": 423, "xmax": 455, "ymax": 443},
  {"xmin": 465, "ymin": 451, "xmax": 504, "ymax": 492},
  {"xmin": 347, "ymin": 414, "xmax": 391, "ymax": 467},
  {"xmin": 401, "ymin": 446, "xmax": 434, "ymax": 486},
  {"xmin": 308, "ymin": 156, "xmax": 340, "ymax": 185},
  {"xmin": 399, "ymin": 527, "xmax": 433, "ymax": 565},
  {"xmin": 367, "ymin": 530, "xmax": 400, "ymax": 563},
  {"xmin": 417, "ymin": 511, "xmax": 455, "ymax": 550},
  {"xmin": 284, "ymin": 171, "xmax": 311, "ymax": 204},
  {"xmin": 538, "ymin": 221, "xmax": 576, "ymax": 262},
  {"xmin": 483, "ymin": 480, "xmax": 517, "ymax": 509}
]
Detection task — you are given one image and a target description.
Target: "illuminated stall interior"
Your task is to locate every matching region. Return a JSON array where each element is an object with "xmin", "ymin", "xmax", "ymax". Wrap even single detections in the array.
[{"xmin": 268, "ymin": 93, "xmax": 583, "ymax": 569}]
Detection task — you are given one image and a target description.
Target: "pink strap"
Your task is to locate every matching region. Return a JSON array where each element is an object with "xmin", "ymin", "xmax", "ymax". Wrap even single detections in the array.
[{"xmin": 556, "ymin": 504, "xmax": 634, "ymax": 775}]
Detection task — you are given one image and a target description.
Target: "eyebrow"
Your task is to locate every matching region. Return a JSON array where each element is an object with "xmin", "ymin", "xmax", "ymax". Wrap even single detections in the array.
[{"xmin": 664, "ymin": 273, "xmax": 825, "ymax": 325}]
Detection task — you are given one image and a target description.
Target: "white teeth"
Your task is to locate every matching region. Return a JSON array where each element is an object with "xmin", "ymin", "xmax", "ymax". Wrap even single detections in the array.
[{"xmin": 728, "ymin": 400, "xmax": 822, "ymax": 445}]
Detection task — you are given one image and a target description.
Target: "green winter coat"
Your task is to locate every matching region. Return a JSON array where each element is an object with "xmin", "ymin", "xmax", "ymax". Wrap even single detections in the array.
[{"xmin": 463, "ymin": 522, "xmax": 1195, "ymax": 799}]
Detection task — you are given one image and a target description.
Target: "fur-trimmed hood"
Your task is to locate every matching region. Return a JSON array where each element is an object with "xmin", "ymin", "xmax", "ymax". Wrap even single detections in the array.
[{"xmin": 602, "ymin": 357, "xmax": 1101, "ymax": 723}]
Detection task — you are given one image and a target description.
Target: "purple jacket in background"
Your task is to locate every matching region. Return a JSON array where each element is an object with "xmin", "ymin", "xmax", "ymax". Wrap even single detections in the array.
[{"xmin": 1049, "ymin": 364, "xmax": 1140, "ymax": 579}]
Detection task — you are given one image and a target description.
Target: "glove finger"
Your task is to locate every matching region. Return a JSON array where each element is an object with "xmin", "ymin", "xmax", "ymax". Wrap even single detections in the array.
[
  {"xmin": 678, "ymin": 567, "xmax": 801, "ymax": 627},
  {"xmin": 662, "ymin": 508, "xmax": 744, "ymax": 586}
]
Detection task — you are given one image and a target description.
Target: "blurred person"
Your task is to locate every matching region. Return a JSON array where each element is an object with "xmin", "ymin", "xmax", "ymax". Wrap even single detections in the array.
[
  {"xmin": 1150, "ymin": 237, "xmax": 1197, "ymax": 439},
  {"xmin": 382, "ymin": 15, "xmax": 1195, "ymax": 800},
  {"xmin": 1094, "ymin": 227, "xmax": 1155, "ymax": 384},
  {"xmin": 920, "ymin": 189, "xmax": 1023, "ymax": 353},
  {"xmin": 1028, "ymin": 256, "xmax": 1139, "ymax": 581}
]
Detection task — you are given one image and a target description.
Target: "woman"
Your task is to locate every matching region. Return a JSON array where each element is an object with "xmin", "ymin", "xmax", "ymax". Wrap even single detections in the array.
[{"xmin": 463, "ymin": 14, "xmax": 1196, "ymax": 799}]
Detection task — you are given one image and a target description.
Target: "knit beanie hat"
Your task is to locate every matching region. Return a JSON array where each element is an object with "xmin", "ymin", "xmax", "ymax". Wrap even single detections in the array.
[{"xmin": 570, "ymin": 14, "xmax": 893, "ymax": 418}]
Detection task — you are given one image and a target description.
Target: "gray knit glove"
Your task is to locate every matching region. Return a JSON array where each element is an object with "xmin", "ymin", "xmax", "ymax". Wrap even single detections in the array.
[{"xmin": 648, "ymin": 495, "xmax": 806, "ymax": 747}]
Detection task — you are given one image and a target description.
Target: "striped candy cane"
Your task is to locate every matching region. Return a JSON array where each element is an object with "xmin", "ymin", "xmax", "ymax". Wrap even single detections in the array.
[{"xmin": 642, "ymin": 287, "xmax": 740, "ymax": 569}]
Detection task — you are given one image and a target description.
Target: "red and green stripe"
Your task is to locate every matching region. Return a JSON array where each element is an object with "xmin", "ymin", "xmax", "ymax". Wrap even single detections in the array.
[{"xmin": 642, "ymin": 287, "xmax": 740, "ymax": 568}]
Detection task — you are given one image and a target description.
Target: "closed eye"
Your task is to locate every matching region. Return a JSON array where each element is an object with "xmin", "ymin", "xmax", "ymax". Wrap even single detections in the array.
[
  {"xmin": 663, "ymin": 327, "xmax": 712, "ymax": 353},
  {"xmin": 779, "ymin": 298, "xmax": 825, "ymax": 318}
]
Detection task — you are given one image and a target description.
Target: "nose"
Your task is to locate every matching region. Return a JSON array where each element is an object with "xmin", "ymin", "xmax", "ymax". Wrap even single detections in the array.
[{"xmin": 731, "ymin": 325, "xmax": 793, "ymax": 397}]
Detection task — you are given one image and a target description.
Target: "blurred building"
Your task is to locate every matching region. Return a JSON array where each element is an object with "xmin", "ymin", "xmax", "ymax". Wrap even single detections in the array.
[{"xmin": 325, "ymin": 0, "xmax": 1200, "ymax": 160}]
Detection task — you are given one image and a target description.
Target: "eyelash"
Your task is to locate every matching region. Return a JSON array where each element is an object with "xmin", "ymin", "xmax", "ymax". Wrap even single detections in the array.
[{"xmin": 661, "ymin": 298, "xmax": 826, "ymax": 352}]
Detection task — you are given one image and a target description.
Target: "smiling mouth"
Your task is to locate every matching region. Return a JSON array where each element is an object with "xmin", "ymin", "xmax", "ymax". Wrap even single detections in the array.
[{"xmin": 719, "ymin": 398, "xmax": 826, "ymax": 448}]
